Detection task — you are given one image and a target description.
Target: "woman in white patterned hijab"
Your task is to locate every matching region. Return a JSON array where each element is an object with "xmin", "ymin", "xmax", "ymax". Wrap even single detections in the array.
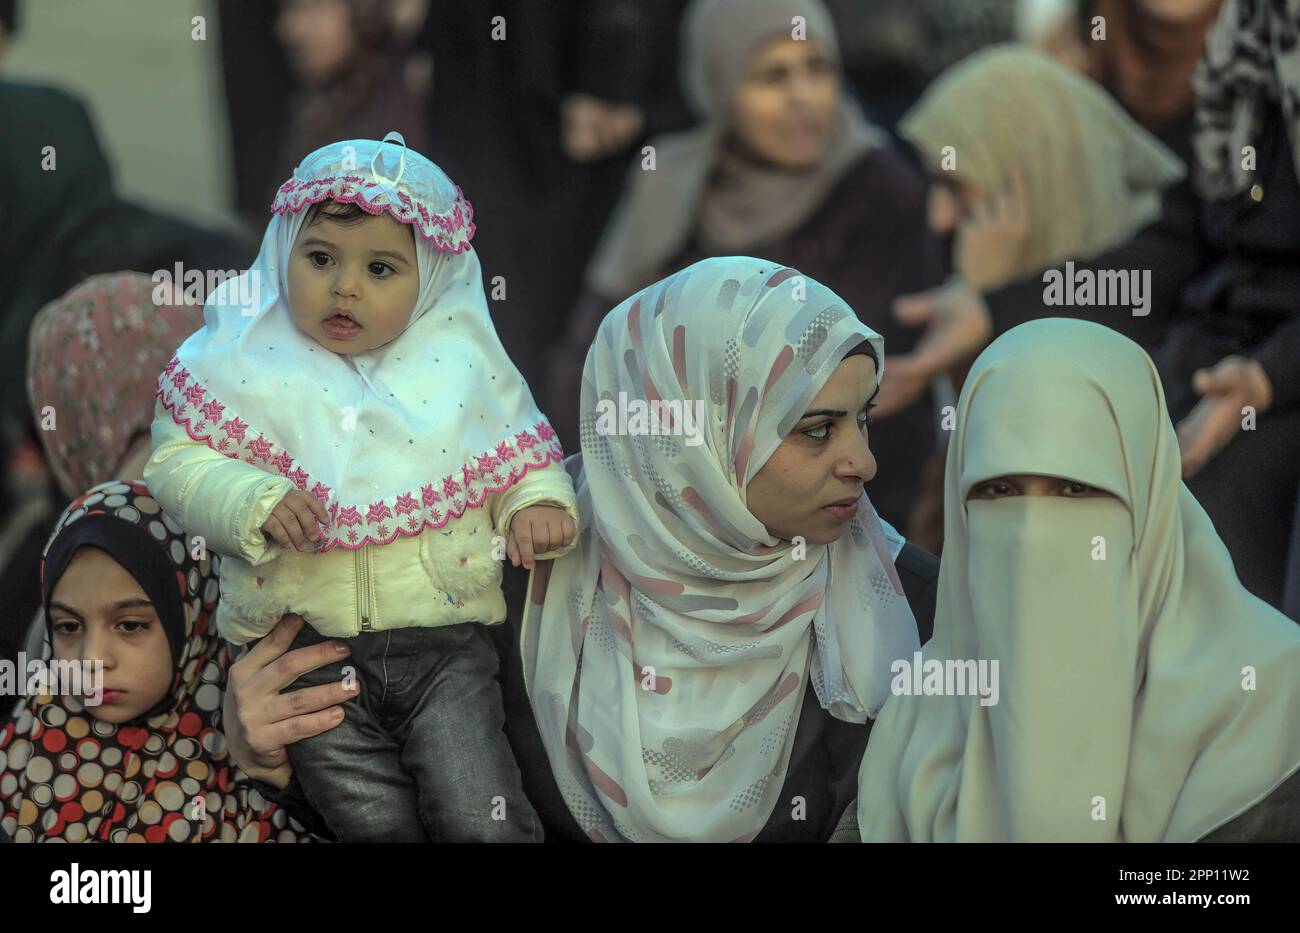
[{"xmin": 522, "ymin": 256, "xmax": 919, "ymax": 842}]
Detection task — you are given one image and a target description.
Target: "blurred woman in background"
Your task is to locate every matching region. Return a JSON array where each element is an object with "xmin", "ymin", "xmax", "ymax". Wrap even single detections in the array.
[
  {"xmin": 0, "ymin": 274, "xmax": 203, "ymax": 671},
  {"xmin": 549, "ymin": 0, "xmax": 945, "ymax": 529}
]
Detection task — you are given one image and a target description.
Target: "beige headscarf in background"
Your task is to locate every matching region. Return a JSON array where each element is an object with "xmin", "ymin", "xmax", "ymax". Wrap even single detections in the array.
[
  {"xmin": 899, "ymin": 44, "xmax": 1185, "ymax": 280},
  {"xmin": 858, "ymin": 319, "xmax": 1300, "ymax": 842},
  {"xmin": 585, "ymin": 0, "xmax": 887, "ymax": 301}
]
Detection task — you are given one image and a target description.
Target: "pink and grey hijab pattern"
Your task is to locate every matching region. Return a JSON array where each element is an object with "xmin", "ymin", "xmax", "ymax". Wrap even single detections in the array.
[
  {"xmin": 27, "ymin": 272, "xmax": 204, "ymax": 499},
  {"xmin": 1, "ymin": 480, "xmax": 311, "ymax": 842},
  {"xmin": 521, "ymin": 256, "xmax": 918, "ymax": 842}
]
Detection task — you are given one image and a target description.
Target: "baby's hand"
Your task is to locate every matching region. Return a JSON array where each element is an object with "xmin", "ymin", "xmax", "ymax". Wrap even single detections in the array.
[
  {"xmin": 262, "ymin": 490, "xmax": 330, "ymax": 551},
  {"xmin": 508, "ymin": 505, "xmax": 576, "ymax": 570}
]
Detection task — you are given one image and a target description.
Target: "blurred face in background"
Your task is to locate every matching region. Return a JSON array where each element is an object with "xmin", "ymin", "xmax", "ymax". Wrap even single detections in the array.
[
  {"xmin": 277, "ymin": 0, "xmax": 356, "ymax": 84},
  {"xmin": 1138, "ymin": 0, "xmax": 1222, "ymax": 24},
  {"xmin": 730, "ymin": 36, "xmax": 841, "ymax": 169},
  {"xmin": 926, "ymin": 175, "xmax": 985, "ymax": 236}
]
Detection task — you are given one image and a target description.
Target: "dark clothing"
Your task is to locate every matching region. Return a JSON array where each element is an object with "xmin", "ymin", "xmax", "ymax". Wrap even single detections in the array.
[
  {"xmin": 215, "ymin": 0, "xmax": 293, "ymax": 230},
  {"xmin": 415, "ymin": 1, "xmax": 680, "ymax": 393},
  {"xmin": 552, "ymin": 148, "xmax": 945, "ymax": 528},
  {"xmin": 986, "ymin": 105, "xmax": 1300, "ymax": 409},
  {"xmin": 279, "ymin": 621, "xmax": 540, "ymax": 843},
  {"xmin": 1285, "ymin": 490, "xmax": 1300, "ymax": 621},
  {"xmin": 0, "ymin": 81, "xmax": 254, "ymax": 445},
  {"xmin": 984, "ymin": 104, "xmax": 1300, "ymax": 607},
  {"xmin": 754, "ymin": 542, "xmax": 939, "ymax": 843},
  {"xmin": 1153, "ymin": 323, "xmax": 1300, "ymax": 604},
  {"xmin": 1198, "ymin": 768, "xmax": 1300, "ymax": 842}
]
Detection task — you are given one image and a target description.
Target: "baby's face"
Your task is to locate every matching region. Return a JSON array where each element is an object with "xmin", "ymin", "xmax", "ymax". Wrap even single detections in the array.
[{"xmin": 287, "ymin": 209, "xmax": 420, "ymax": 353}]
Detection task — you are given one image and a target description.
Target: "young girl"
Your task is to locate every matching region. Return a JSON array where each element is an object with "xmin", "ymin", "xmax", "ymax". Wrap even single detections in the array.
[
  {"xmin": 144, "ymin": 133, "xmax": 577, "ymax": 842},
  {"xmin": 1, "ymin": 480, "xmax": 314, "ymax": 842}
]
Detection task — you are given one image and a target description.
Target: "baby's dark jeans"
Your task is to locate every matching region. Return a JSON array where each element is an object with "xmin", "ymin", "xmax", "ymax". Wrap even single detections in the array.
[{"xmin": 279, "ymin": 621, "xmax": 541, "ymax": 842}]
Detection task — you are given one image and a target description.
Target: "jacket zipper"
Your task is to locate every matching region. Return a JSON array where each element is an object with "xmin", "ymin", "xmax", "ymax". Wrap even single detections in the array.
[{"xmin": 355, "ymin": 548, "xmax": 373, "ymax": 632}]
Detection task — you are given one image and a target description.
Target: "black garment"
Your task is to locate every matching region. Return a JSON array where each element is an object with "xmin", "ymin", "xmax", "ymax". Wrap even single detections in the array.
[
  {"xmin": 1285, "ymin": 489, "xmax": 1300, "ymax": 621},
  {"xmin": 985, "ymin": 104, "xmax": 1300, "ymax": 607},
  {"xmin": 215, "ymin": 0, "xmax": 294, "ymax": 231},
  {"xmin": 415, "ymin": 1, "xmax": 682, "ymax": 394},
  {"xmin": 0, "ymin": 505, "xmax": 57, "ymax": 676},
  {"xmin": 1197, "ymin": 767, "xmax": 1300, "ymax": 842}
]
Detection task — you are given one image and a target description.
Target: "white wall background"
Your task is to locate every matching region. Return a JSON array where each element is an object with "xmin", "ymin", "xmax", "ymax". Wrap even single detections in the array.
[{"xmin": 2, "ymin": 0, "xmax": 242, "ymax": 235}]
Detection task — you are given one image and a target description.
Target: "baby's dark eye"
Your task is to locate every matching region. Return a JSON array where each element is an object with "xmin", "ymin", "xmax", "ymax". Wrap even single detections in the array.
[
  {"xmin": 369, "ymin": 262, "xmax": 395, "ymax": 277},
  {"xmin": 309, "ymin": 251, "xmax": 332, "ymax": 267}
]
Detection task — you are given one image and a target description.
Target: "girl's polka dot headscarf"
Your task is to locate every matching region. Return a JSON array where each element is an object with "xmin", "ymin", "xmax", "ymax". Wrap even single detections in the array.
[{"xmin": 1, "ymin": 481, "xmax": 312, "ymax": 842}]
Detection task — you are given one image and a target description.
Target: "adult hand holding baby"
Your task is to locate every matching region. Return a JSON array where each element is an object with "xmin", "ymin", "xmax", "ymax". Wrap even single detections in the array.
[
  {"xmin": 262, "ymin": 489, "xmax": 330, "ymax": 551},
  {"xmin": 507, "ymin": 505, "xmax": 576, "ymax": 571},
  {"xmin": 224, "ymin": 613, "xmax": 353, "ymax": 790}
]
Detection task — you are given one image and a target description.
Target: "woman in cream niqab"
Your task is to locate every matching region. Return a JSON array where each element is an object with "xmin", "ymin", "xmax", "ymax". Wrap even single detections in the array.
[{"xmin": 858, "ymin": 318, "xmax": 1300, "ymax": 842}]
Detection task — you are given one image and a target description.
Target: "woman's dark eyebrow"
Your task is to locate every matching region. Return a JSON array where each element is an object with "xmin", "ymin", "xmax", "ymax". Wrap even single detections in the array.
[{"xmin": 800, "ymin": 394, "xmax": 879, "ymax": 420}]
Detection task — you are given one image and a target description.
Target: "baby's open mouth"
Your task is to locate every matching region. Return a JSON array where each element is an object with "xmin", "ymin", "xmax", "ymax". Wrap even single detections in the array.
[{"xmin": 323, "ymin": 312, "xmax": 362, "ymax": 338}]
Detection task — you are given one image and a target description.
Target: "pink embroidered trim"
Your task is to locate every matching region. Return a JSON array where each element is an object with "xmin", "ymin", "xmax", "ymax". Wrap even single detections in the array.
[
  {"xmin": 156, "ymin": 357, "xmax": 564, "ymax": 551},
  {"xmin": 271, "ymin": 175, "xmax": 476, "ymax": 253}
]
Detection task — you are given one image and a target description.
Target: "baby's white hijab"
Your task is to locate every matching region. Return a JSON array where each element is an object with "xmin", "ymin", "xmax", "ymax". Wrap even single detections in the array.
[
  {"xmin": 859, "ymin": 319, "xmax": 1300, "ymax": 842},
  {"xmin": 157, "ymin": 134, "xmax": 562, "ymax": 550},
  {"xmin": 522, "ymin": 257, "xmax": 919, "ymax": 842}
]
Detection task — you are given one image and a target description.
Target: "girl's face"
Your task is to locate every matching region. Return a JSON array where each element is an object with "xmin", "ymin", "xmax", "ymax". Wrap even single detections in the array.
[
  {"xmin": 747, "ymin": 355, "xmax": 879, "ymax": 544},
  {"xmin": 287, "ymin": 210, "xmax": 421, "ymax": 354},
  {"xmin": 49, "ymin": 547, "xmax": 174, "ymax": 725},
  {"xmin": 731, "ymin": 37, "xmax": 840, "ymax": 169},
  {"xmin": 277, "ymin": 0, "xmax": 355, "ymax": 84},
  {"xmin": 967, "ymin": 475, "xmax": 1117, "ymax": 500}
]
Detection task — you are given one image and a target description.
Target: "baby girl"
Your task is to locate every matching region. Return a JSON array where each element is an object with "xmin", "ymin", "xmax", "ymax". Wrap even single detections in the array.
[{"xmin": 145, "ymin": 133, "xmax": 577, "ymax": 841}]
